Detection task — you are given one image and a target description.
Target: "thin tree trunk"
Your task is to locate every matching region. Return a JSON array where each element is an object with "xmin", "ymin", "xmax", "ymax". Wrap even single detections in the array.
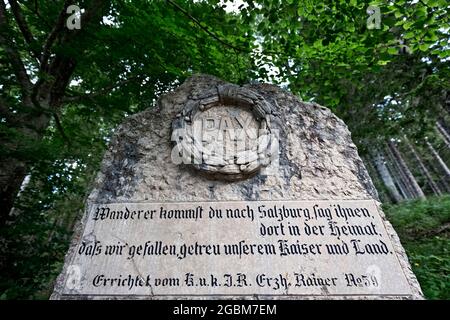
[
  {"xmin": 364, "ymin": 155, "xmax": 392, "ymax": 203},
  {"xmin": 373, "ymin": 152, "xmax": 403, "ymax": 202},
  {"xmin": 386, "ymin": 142, "xmax": 414, "ymax": 198},
  {"xmin": 385, "ymin": 145, "xmax": 414, "ymax": 199},
  {"xmin": 405, "ymin": 138, "xmax": 441, "ymax": 196},
  {"xmin": 426, "ymin": 140, "xmax": 450, "ymax": 178},
  {"xmin": 387, "ymin": 141, "xmax": 426, "ymax": 199},
  {"xmin": 436, "ymin": 121, "xmax": 450, "ymax": 149},
  {"xmin": 426, "ymin": 157, "xmax": 450, "ymax": 193}
]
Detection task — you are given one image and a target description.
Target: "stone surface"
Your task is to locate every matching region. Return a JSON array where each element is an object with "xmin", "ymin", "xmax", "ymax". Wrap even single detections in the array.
[{"xmin": 51, "ymin": 74, "xmax": 423, "ymax": 300}]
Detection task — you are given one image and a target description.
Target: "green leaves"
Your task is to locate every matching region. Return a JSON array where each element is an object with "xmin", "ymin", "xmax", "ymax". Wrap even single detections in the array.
[
  {"xmin": 425, "ymin": 0, "xmax": 448, "ymax": 7},
  {"xmin": 403, "ymin": 20, "xmax": 414, "ymax": 30},
  {"xmin": 385, "ymin": 195, "xmax": 450, "ymax": 299},
  {"xmin": 387, "ymin": 47, "xmax": 398, "ymax": 55},
  {"xmin": 0, "ymin": 0, "xmax": 259, "ymax": 299},
  {"xmin": 1, "ymin": 0, "xmax": 449, "ymax": 299},
  {"xmin": 241, "ymin": 0, "xmax": 449, "ymax": 151},
  {"xmin": 419, "ymin": 43, "xmax": 430, "ymax": 52}
]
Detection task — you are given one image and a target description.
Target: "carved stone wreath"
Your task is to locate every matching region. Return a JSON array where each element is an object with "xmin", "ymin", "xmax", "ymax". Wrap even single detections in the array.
[{"xmin": 172, "ymin": 84, "xmax": 276, "ymax": 181}]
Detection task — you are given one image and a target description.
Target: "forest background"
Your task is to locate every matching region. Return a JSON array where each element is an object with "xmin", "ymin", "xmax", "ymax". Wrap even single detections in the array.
[{"xmin": 0, "ymin": 0, "xmax": 448, "ymax": 299}]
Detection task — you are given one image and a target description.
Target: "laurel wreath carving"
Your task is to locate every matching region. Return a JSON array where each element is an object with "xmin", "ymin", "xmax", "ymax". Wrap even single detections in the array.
[{"xmin": 172, "ymin": 84, "xmax": 276, "ymax": 180}]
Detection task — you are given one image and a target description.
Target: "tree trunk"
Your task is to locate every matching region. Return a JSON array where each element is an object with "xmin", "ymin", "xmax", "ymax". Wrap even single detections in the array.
[
  {"xmin": 0, "ymin": 113, "xmax": 51, "ymax": 224},
  {"xmin": 0, "ymin": 0, "xmax": 108, "ymax": 225},
  {"xmin": 387, "ymin": 141, "xmax": 426, "ymax": 199},
  {"xmin": 384, "ymin": 145, "xmax": 413, "ymax": 199},
  {"xmin": 373, "ymin": 152, "xmax": 403, "ymax": 202},
  {"xmin": 0, "ymin": 160, "xmax": 27, "ymax": 222},
  {"xmin": 436, "ymin": 121, "xmax": 450, "ymax": 150},
  {"xmin": 386, "ymin": 144, "xmax": 411, "ymax": 198},
  {"xmin": 364, "ymin": 155, "xmax": 392, "ymax": 203},
  {"xmin": 426, "ymin": 140, "xmax": 450, "ymax": 179},
  {"xmin": 425, "ymin": 156, "xmax": 450, "ymax": 193},
  {"xmin": 405, "ymin": 138, "xmax": 441, "ymax": 196}
]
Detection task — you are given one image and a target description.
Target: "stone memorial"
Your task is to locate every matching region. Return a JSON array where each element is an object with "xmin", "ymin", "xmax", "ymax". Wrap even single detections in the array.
[{"xmin": 51, "ymin": 75, "xmax": 423, "ymax": 299}]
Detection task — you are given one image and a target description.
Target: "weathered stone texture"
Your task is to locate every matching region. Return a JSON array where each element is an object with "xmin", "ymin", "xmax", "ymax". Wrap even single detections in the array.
[{"xmin": 52, "ymin": 75, "xmax": 423, "ymax": 299}]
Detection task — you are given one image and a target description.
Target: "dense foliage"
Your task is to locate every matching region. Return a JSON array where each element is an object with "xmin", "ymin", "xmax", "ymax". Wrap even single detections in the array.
[
  {"xmin": 385, "ymin": 195, "xmax": 450, "ymax": 299},
  {"xmin": 0, "ymin": 0, "xmax": 449, "ymax": 299}
]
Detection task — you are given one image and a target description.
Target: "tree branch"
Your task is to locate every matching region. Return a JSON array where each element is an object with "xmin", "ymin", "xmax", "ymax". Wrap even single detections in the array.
[
  {"xmin": 17, "ymin": 0, "xmax": 53, "ymax": 29},
  {"xmin": 35, "ymin": 0, "xmax": 109, "ymax": 109},
  {"xmin": 0, "ymin": 0, "xmax": 33, "ymax": 99},
  {"xmin": 166, "ymin": 0, "xmax": 254, "ymax": 54},
  {"xmin": 9, "ymin": 0, "xmax": 40, "ymax": 61},
  {"xmin": 63, "ymin": 75, "xmax": 142, "ymax": 104},
  {"xmin": 57, "ymin": 1, "xmax": 109, "ymax": 107},
  {"xmin": 53, "ymin": 112, "xmax": 71, "ymax": 146},
  {"xmin": 32, "ymin": 5, "xmax": 70, "ymax": 108},
  {"xmin": 39, "ymin": 0, "xmax": 72, "ymax": 72}
]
